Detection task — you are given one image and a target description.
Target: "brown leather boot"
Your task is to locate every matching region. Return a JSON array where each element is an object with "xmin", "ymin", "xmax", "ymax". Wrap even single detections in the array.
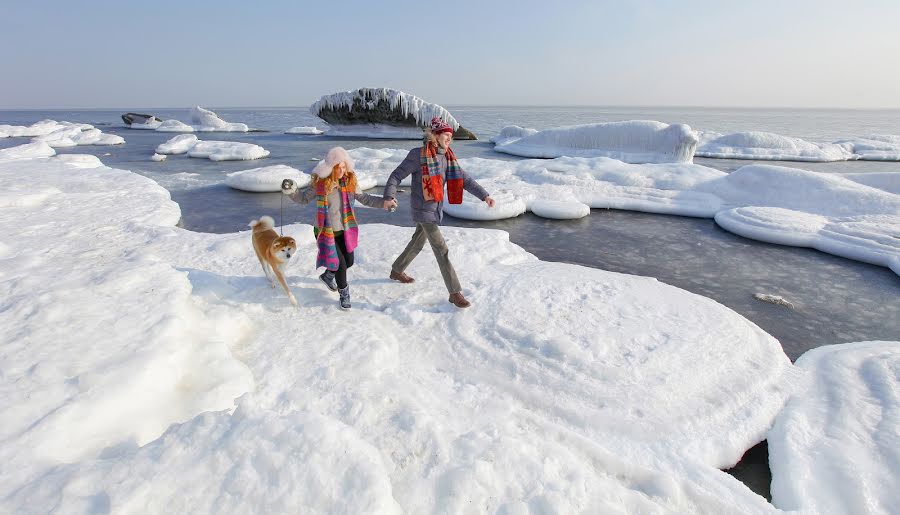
[
  {"xmin": 389, "ymin": 270, "xmax": 415, "ymax": 283},
  {"xmin": 448, "ymin": 292, "xmax": 471, "ymax": 308}
]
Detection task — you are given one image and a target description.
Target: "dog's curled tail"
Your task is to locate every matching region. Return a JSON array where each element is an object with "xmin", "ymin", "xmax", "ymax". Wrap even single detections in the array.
[{"xmin": 249, "ymin": 215, "xmax": 275, "ymax": 231}]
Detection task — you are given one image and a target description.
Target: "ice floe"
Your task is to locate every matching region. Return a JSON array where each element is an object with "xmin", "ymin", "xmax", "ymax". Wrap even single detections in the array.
[
  {"xmin": 151, "ymin": 153, "xmax": 167, "ymax": 162},
  {"xmin": 0, "ymin": 120, "xmax": 124, "ymax": 147},
  {"xmin": 529, "ymin": 199, "xmax": 591, "ymax": 219},
  {"xmin": 285, "ymin": 126, "xmax": 324, "ymax": 135},
  {"xmin": 155, "ymin": 135, "xmax": 269, "ymax": 161},
  {"xmin": 696, "ymin": 131, "xmax": 856, "ymax": 162},
  {"xmin": 225, "ymin": 165, "xmax": 310, "ymax": 192},
  {"xmin": 0, "ymin": 149, "xmax": 804, "ymax": 514},
  {"xmin": 835, "ymin": 134, "xmax": 900, "ymax": 161},
  {"xmin": 492, "ymin": 120, "xmax": 700, "ymax": 163},
  {"xmin": 122, "ymin": 106, "xmax": 251, "ymax": 133},
  {"xmin": 768, "ymin": 341, "xmax": 900, "ymax": 515}
]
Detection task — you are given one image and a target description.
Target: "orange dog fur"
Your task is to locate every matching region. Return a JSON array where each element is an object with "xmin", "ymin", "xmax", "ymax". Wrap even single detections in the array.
[{"xmin": 250, "ymin": 216, "xmax": 298, "ymax": 307}]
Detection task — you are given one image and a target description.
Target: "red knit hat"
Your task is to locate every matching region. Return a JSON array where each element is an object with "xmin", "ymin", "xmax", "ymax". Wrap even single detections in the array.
[{"xmin": 430, "ymin": 116, "xmax": 453, "ymax": 135}]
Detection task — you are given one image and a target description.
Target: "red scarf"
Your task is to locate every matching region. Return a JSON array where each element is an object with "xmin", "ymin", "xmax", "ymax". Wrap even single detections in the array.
[{"xmin": 420, "ymin": 143, "xmax": 464, "ymax": 204}]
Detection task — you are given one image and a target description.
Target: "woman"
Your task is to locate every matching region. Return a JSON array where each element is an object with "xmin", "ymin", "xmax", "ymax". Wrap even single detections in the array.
[
  {"xmin": 282, "ymin": 146, "xmax": 396, "ymax": 310},
  {"xmin": 382, "ymin": 117, "xmax": 495, "ymax": 308}
]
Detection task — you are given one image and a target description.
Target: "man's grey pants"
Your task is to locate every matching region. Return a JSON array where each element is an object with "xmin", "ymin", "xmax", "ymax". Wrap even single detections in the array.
[{"xmin": 392, "ymin": 223, "xmax": 461, "ymax": 294}]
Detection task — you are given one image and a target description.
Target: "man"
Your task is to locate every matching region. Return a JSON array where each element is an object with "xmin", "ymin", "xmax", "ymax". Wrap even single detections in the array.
[{"xmin": 382, "ymin": 117, "xmax": 495, "ymax": 308}]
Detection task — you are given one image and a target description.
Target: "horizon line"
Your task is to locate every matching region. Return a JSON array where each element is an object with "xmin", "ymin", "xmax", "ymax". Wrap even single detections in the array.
[{"xmin": 2, "ymin": 104, "xmax": 900, "ymax": 111}]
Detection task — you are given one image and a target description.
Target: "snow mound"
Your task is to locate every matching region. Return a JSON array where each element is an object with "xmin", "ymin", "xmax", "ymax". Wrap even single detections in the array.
[
  {"xmin": 769, "ymin": 341, "xmax": 900, "ymax": 515},
  {"xmin": 33, "ymin": 126, "xmax": 125, "ymax": 148},
  {"xmin": 696, "ymin": 131, "xmax": 856, "ymax": 162},
  {"xmin": 190, "ymin": 106, "xmax": 250, "ymax": 132},
  {"xmin": 156, "ymin": 135, "xmax": 269, "ymax": 161},
  {"xmin": 493, "ymin": 120, "xmax": 699, "ymax": 164},
  {"xmin": 490, "ymin": 125, "xmax": 539, "ymax": 146},
  {"xmin": 835, "ymin": 134, "xmax": 900, "ymax": 161},
  {"xmin": 530, "ymin": 199, "xmax": 590, "ymax": 219},
  {"xmin": 839, "ymin": 172, "xmax": 900, "ymax": 195},
  {"xmin": 225, "ymin": 165, "xmax": 310, "ymax": 192},
  {"xmin": 54, "ymin": 154, "xmax": 104, "ymax": 168},
  {"xmin": 285, "ymin": 126, "xmax": 324, "ymax": 135},
  {"xmin": 442, "ymin": 191, "xmax": 526, "ymax": 221},
  {"xmin": 0, "ymin": 142, "xmax": 56, "ymax": 161}
]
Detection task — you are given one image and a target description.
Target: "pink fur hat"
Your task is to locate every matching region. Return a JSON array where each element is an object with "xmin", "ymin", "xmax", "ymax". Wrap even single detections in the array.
[{"xmin": 311, "ymin": 146, "xmax": 353, "ymax": 178}]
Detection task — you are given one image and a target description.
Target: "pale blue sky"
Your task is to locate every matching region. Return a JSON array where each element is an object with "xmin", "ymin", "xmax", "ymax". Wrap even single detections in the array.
[{"xmin": 1, "ymin": 0, "xmax": 898, "ymax": 108}]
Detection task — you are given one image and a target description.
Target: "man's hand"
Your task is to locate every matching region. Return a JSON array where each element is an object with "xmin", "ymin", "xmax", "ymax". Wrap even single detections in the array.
[
  {"xmin": 383, "ymin": 198, "xmax": 398, "ymax": 211},
  {"xmin": 484, "ymin": 196, "xmax": 496, "ymax": 208},
  {"xmin": 281, "ymin": 179, "xmax": 298, "ymax": 195}
]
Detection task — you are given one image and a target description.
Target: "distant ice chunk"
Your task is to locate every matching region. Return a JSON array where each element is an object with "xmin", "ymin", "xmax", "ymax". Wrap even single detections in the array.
[
  {"xmin": 530, "ymin": 199, "xmax": 590, "ymax": 219},
  {"xmin": 490, "ymin": 125, "xmax": 539, "ymax": 146},
  {"xmin": 769, "ymin": 341, "xmax": 900, "ymax": 515},
  {"xmin": 225, "ymin": 165, "xmax": 310, "ymax": 192},
  {"xmin": 835, "ymin": 134, "xmax": 900, "ymax": 161},
  {"xmin": 442, "ymin": 191, "xmax": 526, "ymax": 221},
  {"xmin": 696, "ymin": 131, "xmax": 856, "ymax": 162},
  {"xmin": 188, "ymin": 141, "xmax": 270, "ymax": 161},
  {"xmin": 155, "ymin": 120, "xmax": 195, "ymax": 132},
  {"xmin": 355, "ymin": 174, "xmax": 377, "ymax": 191},
  {"xmin": 285, "ymin": 126, "xmax": 324, "ymax": 135},
  {"xmin": 493, "ymin": 120, "xmax": 699, "ymax": 164},
  {"xmin": 0, "ymin": 142, "xmax": 56, "ymax": 161},
  {"xmin": 0, "ymin": 120, "xmax": 81, "ymax": 137},
  {"xmin": 156, "ymin": 134, "xmax": 199, "ymax": 155},
  {"xmin": 190, "ymin": 106, "xmax": 249, "ymax": 132},
  {"xmin": 151, "ymin": 153, "xmax": 167, "ymax": 162}
]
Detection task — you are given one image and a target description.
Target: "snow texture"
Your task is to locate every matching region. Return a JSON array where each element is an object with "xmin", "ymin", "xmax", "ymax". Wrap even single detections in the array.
[
  {"xmin": 769, "ymin": 341, "xmax": 900, "ymax": 515},
  {"xmin": 225, "ymin": 165, "xmax": 311, "ymax": 192},
  {"xmin": 696, "ymin": 131, "xmax": 856, "ymax": 162},
  {"xmin": 839, "ymin": 172, "xmax": 900, "ymax": 195},
  {"xmin": 0, "ymin": 141, "xmax": 56, "ymax": 161},
  {"xmin": 492, "ymin": 120, "xmax": 700, "ymax": 164},
  {"xmin": 835, "ymin": 134, "xmax": 900, "ymax": 161},
  {"xmin": 0, "ymin": 150, "xmax": 803, "ymax": 514}
]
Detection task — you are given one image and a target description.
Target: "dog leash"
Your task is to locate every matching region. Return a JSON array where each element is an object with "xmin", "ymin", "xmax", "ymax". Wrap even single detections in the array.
[{"xmin": 279, "ymin": 192, "xmax": 284, "ymax": 237}]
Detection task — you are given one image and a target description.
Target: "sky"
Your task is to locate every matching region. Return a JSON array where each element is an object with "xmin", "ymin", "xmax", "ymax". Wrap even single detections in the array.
[{"xmin": 1, "ymin": 0, "xmax": 899, "ymax": 109}]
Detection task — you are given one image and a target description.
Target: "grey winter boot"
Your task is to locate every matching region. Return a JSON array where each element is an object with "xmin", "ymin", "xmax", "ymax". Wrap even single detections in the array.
[
  {"xmin": 338, "ymin": 286, "xmax": 351, "ymax": 310},
  {"xmin": 319, "ymin": 270, "xmax": 338, "ymax": 292}
]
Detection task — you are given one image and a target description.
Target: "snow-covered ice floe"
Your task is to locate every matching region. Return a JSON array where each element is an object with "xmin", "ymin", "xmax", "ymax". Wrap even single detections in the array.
[
  {"xmin": 0, "ymin": 120, "xmax": 124, "ymax": 147},
  {"xmin": 492, "ymin": 120, "xmax": 699, "ymax": 163},
  {"xmin": 1, "ymin": 142, "xmax": 807, "ymax": 513},
  {"xmin": 285, "ymin": 126, "xmax": 324, "ymax": 135},
  {"xmin": 124, "ymin": 106, "xmax": 251, "ymax": 133},
  {"xmin": 225, "ymin": 164, "xmax": 311, "ymax": 192},
  {"xmin": 352, "ymin": 147, "xmax": 900, "ymax": 274},
  {"xmin": 835, "ymin": 134, "xmax": 900, "ymax": 161},
  {"xmin": 155, "ymin": 134, "xmax": 269, "ymax": 161},
  {"xmin": 696, "ymin": 131, "xmax": 856, "ymax": 162},
  {"xmin": 768, "ymin": 341, "xmax": 900, "ymax": 515},
  {"xmin": 0, "ymin": 141, "xmax": 56, "ymax": 161}
]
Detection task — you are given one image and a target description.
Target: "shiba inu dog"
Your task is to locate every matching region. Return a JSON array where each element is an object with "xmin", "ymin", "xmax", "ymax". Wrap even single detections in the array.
[{"xmin": 250, "ymin": 216, "xmax": 298, "ymax": 307}]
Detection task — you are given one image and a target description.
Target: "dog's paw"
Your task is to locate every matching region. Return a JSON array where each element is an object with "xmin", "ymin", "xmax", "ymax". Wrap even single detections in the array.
[{"xmin": 289, "ymin": 295, "xmax": 299, "ymax": 307}]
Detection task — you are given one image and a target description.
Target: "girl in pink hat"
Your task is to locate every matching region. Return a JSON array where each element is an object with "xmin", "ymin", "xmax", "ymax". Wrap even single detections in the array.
[{"xmin": 282, "ymin": 146, "xmax": 397, "ymax": 310}]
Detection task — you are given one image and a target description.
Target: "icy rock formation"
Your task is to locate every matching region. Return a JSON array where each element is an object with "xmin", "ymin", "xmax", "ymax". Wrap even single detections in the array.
[
  {"xmin": 696, "ymin": 131, "xmax": 856, "ymax": 162},
  {"xmin": 493, "ymin": 120, "xmax": 699, "ymax": 164},
  {"xmin": 121, "ymin": 113, "xmax": 163, "ymax": 129},
  {"xmin": 310, "ymin": 88, "xmax": 477, "ymax": 140}
]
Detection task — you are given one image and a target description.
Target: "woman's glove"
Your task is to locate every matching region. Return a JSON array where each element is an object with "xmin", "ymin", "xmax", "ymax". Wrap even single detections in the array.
[{"xmin": 281, "ymin": 179, "xmax": 298, "ymax": 195}]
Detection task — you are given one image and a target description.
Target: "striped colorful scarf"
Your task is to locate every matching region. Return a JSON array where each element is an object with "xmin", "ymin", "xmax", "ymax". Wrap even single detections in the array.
[
  {"xmin": 420, "ymin": 142, "xmax": 464, "ymax": 204},
  {"xmin": 313, "ymin": 179, "xmax": 358, "ymax": 271}
]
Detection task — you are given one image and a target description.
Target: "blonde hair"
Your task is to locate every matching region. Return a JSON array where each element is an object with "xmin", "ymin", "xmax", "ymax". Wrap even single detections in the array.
[{"xmin": 313, "ymin": 162, "xmax": 358, "ymax": 194}]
